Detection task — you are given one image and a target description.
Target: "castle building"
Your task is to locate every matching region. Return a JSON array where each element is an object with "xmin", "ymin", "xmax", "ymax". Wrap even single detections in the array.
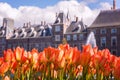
[{"xmin": 0, "ymin": 12, "xmax": 87, "ymax": 56}]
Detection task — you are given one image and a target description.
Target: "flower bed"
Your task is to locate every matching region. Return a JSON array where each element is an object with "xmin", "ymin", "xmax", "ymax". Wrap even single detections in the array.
[{"xmin": 0, "ymin": 44, "xmax": 120, "ymax": 80}]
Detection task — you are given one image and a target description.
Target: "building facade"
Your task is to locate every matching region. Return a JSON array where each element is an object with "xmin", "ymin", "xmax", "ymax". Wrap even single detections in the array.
[
  {"xmin": 0, "ymin": 12, "xmax": 87, "ymax": 56},
  {"xmin": 88, "ymin": 9, "xmax": 120, "ymax": 56}
]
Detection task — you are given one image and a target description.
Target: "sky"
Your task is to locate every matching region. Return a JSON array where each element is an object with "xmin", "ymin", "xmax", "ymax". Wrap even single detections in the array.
[{"xmin": 0, "ymin": 0, "xmax": 119, "ymax": 27}]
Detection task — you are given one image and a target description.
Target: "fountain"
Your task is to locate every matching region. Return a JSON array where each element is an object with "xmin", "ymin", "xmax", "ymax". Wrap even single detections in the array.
[{"xmin": 86, "ymin": 31, "xmax": 97, "ymax": 48}]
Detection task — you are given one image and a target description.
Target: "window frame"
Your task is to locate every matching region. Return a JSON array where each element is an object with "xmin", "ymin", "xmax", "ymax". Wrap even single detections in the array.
[
  {"xmin": 73, "ymin": 34, "xmax": 77, "ymax": 41},
  {"xmin": 100, "ymin": 28, "xmax": 106, "ymax": 34},
  {"xmin": 79, "ymin": 34, "xmax": 84, "ymax": 40},
  {"xmin": 111, "ymin": 36, "xmax": 117, "ymax": 47},
  {"xmin": 55, "ymin": 35, "xmax": 60, "ymax": 41},
  {"xmin": 111, "ymin": 28, "xmax": 117, "ymax": 34},
  {"xmin": 100, "ymin": 37, "xmax": 106, "ymax": 47},
  {"xmin": 67, "ymin": 35, "xmax": 71, "ymax": 41},
  {"xmin": 55, "ymin": 26, "xmax": 60, "ymax": 32}
]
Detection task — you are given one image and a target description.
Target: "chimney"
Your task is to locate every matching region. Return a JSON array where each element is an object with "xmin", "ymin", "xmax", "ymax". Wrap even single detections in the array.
[
  {"xmin": 23, "ymin": 23, "xmax": 25, "ymax": 27},
  {"xmin": 41, "ymin": 21, "xmax": 43, "ymax": 26},
  {"xmin": 28, "ymin": 22, "xmax": 31, "ymax": 27},
  {"xmin": 26, "ymin": 23, "xmax": 29, "ymax": 27},
  {"xmin": 76, "ymin": 17, "xmax": 78, "ymax": 22},
  {"xmin": 113, "ymin": 0, "xmax": 116, "ymax": 10},
  {"xmin": 44, "ymin": 21, "xmax": 46, "ymax": 25}
]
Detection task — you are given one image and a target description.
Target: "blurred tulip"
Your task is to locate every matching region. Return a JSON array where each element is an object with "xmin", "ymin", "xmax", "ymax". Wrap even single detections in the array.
[
  {"xmin": 14, "ymin": 47, "xmax": 24, "ymax": 61},
  {"xmin": 0, "ymin": 62, "xmax": 9, "ymax": 75}
]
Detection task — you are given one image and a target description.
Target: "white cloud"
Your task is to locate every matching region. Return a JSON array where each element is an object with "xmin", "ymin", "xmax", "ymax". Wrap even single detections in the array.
[
  {"xmin": 100, "ymin": 2, "xmax": 112, "ymax": 10},
  {"xmin": 0, "ymin": 1, "xmax": 111, "ymax": 27},
  {"xmin": 84, "ymin": 0, "xmax": 97, "ymax": 3}
]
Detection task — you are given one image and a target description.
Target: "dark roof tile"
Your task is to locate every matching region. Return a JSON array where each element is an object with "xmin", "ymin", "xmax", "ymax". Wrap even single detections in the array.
[{"xmin": 90, "ymin": 9, "xmax": 120, "ymax": 28}]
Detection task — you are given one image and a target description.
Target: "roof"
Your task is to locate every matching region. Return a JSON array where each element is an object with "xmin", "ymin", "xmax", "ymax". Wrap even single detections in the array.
[
  {"xmin": 65, "ymin": 20, "xmax": 87, "ymax": 34},
  {"xmin": 1, "ymin": 12, "xmax": 88, "ymax": 39},
  {"xmin": 10, "ymin": 24, "xmax": 52, "ymax": 39},
  {"xmin": 90, "ymin": 9, "xmax": 120, "ymax": 28}
]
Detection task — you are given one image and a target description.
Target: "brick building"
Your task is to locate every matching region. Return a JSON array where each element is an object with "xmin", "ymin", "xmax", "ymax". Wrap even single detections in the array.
[
  {"xmin": 88, "ymin": 9, "xmax": 120, "ymax": 56},
  {"xmin": 0, "ymin": 12, "xmax": 87, "ymax": 56}
]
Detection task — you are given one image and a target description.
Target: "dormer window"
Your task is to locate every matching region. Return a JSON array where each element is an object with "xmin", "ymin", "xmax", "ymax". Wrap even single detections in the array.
[
  {"xmin": 28, "ymin": 29, "xmax": 32, "ymax": 33},
  {"xmin": 11, "ymin": 35, "xmax": 16, "ymax": 38},
  {"xmin": 18, "ymin": 30, "xmax": 22, "ymax": 34},
  {"xmin": 31, "ymin": 34, "xmax": 34, "ymax": 37},
  {"xmin": 55, "ymin": 26, "xmax": 60, "ymax": 32},
  {"xmin": 20, "ymin": 34, "xmax": 24, "ymax": 38}
]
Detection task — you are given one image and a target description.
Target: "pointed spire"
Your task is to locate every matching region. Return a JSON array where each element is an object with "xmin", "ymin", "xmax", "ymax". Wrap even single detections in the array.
[
  {"xmin": 113, "ymin": 0, "xmax": 116, "ymax": 10},
  {"xmin": 66, "ymin": 10, "xmax": 70, "ymax": 21}
]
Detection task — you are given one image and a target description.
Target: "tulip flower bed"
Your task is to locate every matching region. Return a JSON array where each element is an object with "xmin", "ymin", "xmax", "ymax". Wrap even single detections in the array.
[{"xmin": 0, "ymin": 44, "xmax": 120, "ymax": 80}]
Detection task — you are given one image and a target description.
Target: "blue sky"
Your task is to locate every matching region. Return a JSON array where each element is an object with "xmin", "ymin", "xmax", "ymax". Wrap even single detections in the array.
[
  {"xmin": 0, "ymin": 0, "xmax": 59, "ymax": 8},
  {"xmin": 0, "ymin": 0, "xmax": 119, "ymax": 9},
  {"xmin": 0, "ymin": 0, "xmax": 119, "ymax": 27}
]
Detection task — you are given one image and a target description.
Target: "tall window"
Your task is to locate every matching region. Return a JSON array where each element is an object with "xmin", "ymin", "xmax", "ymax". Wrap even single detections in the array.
[
  {"xmin": 55, "ymin": 35, "xmax": 60, "ymax": 41},
  {"xmin": 79, "ymin": 34, "xmax": 84, "ymax": 40},
  {"xmin": 100, "ymin": 29, "xmax": 106, "ymax": 34},
  {"xmin": 55, "ymin": 26, "xmax": 60, "ymax": 32},
  {"xmin": 111, "ymin": 28, "xmax": 117, "ymax": 34},
  {"xmin": 101, "ymin": 37, "xmax": 106, "ymax": 47},
  {"xmin": 67, "ymin": 35, "xmax": 71, "ymax": 41},
  {"xmin": 111, "ymin": 36, "xmax": 117, "ymax": 46},
  {"xmin": 73, "ymin": 34, "xmax": 77, "ymax": 40}
]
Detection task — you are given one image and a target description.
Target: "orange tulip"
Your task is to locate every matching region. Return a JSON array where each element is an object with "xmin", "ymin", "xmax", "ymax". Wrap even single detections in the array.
[
  {"xmin": 0, "ymin": 62, "xmax": 9, "ymax": 75},
  {"xmin": 72, "ymin": 47, "xmax": 81, "ymax": 65},
  {"xmin": 39, "ymin": 52, "xmax": 47, "ymax": 64},
  {"xmin": 11, "ymin": 61, "xmax": 18, "ymax": 71},
  {"xmin": 14, "ymin": 47, "xmax": 24, "ymax": 61},
  {"xmin": 31, "ymin": 49, "xmax": 39, "ymax": 64},
  {"xmin": 80, "ymin": 52, "xmax": 91, "ymax": 67},
  {"xmin": 103, "ymin": 63, "xmax": 111, "ymax": 76},
  {"xmin": 60, "ymin": 57, "xmax": 66, "ymax": 68},
  {"xmin": 3, "ymin": 49, "xmax": 13, "ymax": 62},
  {"xmin": 113, "ymin": 58, "xmax": 120, "ymax": 80},
  {"xmin": 0, "ymin": 57, "xmax": 3, "ymax": 65}
]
